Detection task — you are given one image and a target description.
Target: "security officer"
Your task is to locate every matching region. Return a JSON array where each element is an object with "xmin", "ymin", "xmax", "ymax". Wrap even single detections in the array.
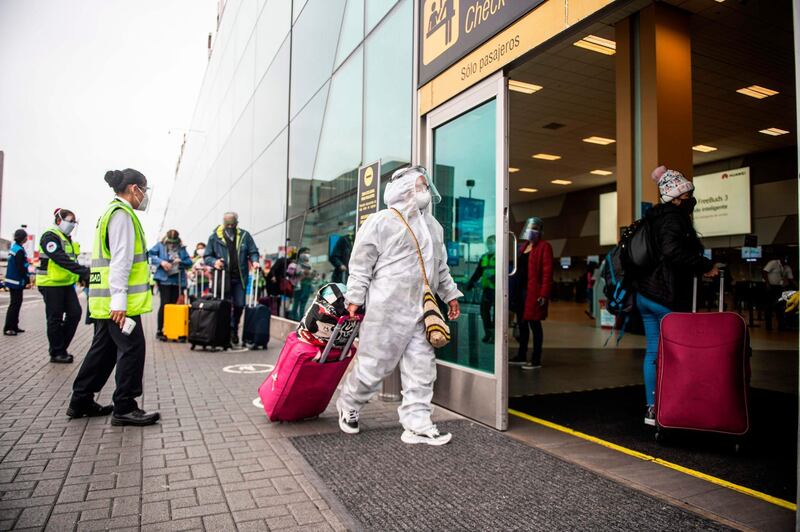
[
  {"xmin": 467, "ymin": 234, "xmax": 496, "ymax": 343},
  {"xmin": 68, "ymin": 169, "xmax": 160, "ymax": 426},
  {"xmin": 37, "ymin": 208, "xmax": 90, "ymax": 363},
  {"xmin": 3, "ymin": 229, "xmax": 30, "ymax": 336}
]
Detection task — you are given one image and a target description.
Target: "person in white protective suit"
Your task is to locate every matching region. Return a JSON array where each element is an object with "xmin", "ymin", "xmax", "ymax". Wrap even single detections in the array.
[{"xmin": 336, "ymin": 165, "xmax": 462, "ymax": 446}]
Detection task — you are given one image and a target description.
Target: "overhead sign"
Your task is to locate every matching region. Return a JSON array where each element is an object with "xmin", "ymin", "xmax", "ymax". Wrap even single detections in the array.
[
  {"xmin": 419, "ymin": 0, "xmax": 544, "ymax": 86},
  {"xmin": 693, "ymin": 167, "xmax": 751, "ymax": 237},
  {"xmin": 356, "ymin": 161, "xmax": 381, "ymax": 232},
  {"xmin": 418, "ymin": 0, "xmax": 614, "ymax": 115}
]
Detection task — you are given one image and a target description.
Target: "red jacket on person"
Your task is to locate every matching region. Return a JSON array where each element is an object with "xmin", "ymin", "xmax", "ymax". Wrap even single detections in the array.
[{"xmin": 522, "ymin": 239, "xmax": 554, "ymax": 322}]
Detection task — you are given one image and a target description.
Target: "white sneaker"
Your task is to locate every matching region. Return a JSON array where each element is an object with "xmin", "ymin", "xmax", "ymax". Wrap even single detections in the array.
[
  {"xmin": 337, "ymin": 403, "xmax": 360, "ymax": 434},
  {"xmin": 401, "ymin": 426, "xmax": 452, "ymax": 446}
]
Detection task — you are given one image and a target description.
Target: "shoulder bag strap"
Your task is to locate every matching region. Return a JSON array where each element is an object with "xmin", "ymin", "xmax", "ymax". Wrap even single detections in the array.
[{"xmin": 389, "ymin": 208, "xmax": 430, "ymax": 286}]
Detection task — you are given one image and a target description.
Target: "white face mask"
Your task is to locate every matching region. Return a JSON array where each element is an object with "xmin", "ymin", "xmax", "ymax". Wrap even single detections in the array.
[
  {"xmin": 58, "ymin": 220, "xmax": 76, "ymax": 236},
  {"xmin": 416, "ymin": 189, "xmax": 431, "ymax": 210},
  {"xmin": 196, "ymin": 248, "xmax": 205, "ymax": 257},
  {"xmin": 134, "ymin": 185, "xmax": 151, "ymax": 212}
]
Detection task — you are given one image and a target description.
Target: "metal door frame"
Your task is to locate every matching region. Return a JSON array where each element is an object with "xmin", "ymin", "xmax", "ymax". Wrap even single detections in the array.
[{"xmin": 422, "ymin": 71, "xmax": 509, "ymax": 430}]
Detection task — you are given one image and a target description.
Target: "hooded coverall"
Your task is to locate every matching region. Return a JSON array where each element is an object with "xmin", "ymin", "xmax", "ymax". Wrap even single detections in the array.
[{"xmin": 337, "ymin": 172, "xmax": 462, "ymax": 432}]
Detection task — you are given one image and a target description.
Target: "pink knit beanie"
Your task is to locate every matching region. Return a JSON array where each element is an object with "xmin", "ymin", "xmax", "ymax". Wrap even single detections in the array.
[{"xmin": 651, "ymin": 165, "xmax": 694, "ymax": 203}]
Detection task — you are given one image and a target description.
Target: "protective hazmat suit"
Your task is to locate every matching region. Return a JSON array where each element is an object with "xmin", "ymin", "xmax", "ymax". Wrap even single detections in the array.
[{"xmin": 337, "ymin": 166, "xmax": 462, "ymax": 434}]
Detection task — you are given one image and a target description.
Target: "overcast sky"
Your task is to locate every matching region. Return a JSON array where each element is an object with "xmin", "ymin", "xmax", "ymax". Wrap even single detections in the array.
[{"xmin": 0, "ymin": 0, "xmax": 217, "ymax": 249}]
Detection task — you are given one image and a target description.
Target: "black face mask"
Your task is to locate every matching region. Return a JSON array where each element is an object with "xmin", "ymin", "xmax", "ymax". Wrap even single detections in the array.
[{"xmin": 680, "ymin": 196, "xmax": 697, "ymax": 213}]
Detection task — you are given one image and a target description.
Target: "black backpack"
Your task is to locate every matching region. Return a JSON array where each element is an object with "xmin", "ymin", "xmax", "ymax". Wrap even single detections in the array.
[{"xmin": 601, "ymin": 217, "xmax": 656, "ymax": 343}]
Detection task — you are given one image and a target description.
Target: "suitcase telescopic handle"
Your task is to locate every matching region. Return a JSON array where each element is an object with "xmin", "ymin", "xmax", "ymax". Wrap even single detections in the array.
[
  {"xmin": 214, "ymin": 269, "xmax": 226, "ymax": 300},
  {"xmin": 693, "ymin": 268, "xmax": 725, "ymax": 313},
  {"xmin": 317, "ymin": 315, "xmax": 363, "ymax": 364}
]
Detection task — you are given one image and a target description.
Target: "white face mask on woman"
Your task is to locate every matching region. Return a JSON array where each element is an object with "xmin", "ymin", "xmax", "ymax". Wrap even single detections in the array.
[
  {"xmin": 58, "ymin": 220, "xmax": 77, "ymax": 236},
  {"xmin": 416, "ymin": 189, "xmax": 432, "ymax": 210}
]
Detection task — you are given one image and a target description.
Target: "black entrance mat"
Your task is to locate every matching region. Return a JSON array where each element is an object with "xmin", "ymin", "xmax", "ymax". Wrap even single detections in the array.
[
  {"xmin": 291, "ymin": 420, "xmax": 732, "ymax": 531},
  {"xmin": 510, "ymin": 386, "xmax": 797, "ymax": 502}
]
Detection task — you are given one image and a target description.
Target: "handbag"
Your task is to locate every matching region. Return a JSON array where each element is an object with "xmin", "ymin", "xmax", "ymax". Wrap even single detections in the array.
[{"xmin": 389, "ymin": 208, "xmax": 451, "ymax": 348}]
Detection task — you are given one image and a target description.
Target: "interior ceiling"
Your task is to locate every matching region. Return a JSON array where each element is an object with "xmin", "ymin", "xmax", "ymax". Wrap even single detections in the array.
[{"xmin": 508, "ymin": 0, "xmax": 796, "ymax": 204}]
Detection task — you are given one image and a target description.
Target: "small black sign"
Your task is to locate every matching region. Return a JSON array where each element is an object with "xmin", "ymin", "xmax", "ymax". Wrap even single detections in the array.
[
  {"xmin": 356, "ymin": 161, "xmax": 381, "ymax": 232},
  {"xmin": 418, "ymin": 0, "xmax": 545, "ymax": 86}
]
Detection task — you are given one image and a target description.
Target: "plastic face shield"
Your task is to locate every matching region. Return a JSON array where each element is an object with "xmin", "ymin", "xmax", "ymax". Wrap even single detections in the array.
[
  {"xmin": 521, "ymin": 217, "xmax": 543, "ymax": 239},
  {"xmin": 390, "ymin": 165, "xmax": 442, "ymax": 205}
]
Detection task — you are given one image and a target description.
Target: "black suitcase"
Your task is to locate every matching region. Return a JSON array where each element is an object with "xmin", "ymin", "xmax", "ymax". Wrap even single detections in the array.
[
  {"xmin": 243, "ymin": 269, "xmax": 270, "ymax": 349},
  {"xmin": 189, "ymin": 270, "xmax": 231, "ymax": 351}
]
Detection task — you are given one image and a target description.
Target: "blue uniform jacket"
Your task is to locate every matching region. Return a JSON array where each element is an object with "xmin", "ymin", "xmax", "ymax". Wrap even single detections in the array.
[
  {"xmin": 148, "ymin": 243, "xmax": 192, "ymax": 287},
  {"xmin": 5, "ymin": 243, "xmax": 29, "ymax": 290}
]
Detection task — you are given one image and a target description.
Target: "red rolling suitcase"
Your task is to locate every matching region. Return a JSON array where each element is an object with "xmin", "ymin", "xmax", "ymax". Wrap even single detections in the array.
[
  {"xmin": 258, "ymin": 316, "xmax": 361, "ymax": 422},
  {"xmin": 655, "ymin": 272, "xmax": 751, "ymax": 437}
]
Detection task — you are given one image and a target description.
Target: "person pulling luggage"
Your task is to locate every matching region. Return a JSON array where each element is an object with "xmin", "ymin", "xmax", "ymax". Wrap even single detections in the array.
[
  {"xmin": 148, "ymin": 229, "xmax": 192, "ymax": 340},
  {"xmin": 336, "ymin": 165, "xmax": 462, "ymax": 446},
  {"xmin": 36, "ymin": 208, "xmax": 90, "ymax": 363},
  {"xmin": 68, "ymin": 169, "xmax": 160, "ymax": 426},
  {"xmin": 635, "ymin": 165, "xmax": 719, "ymax": 426},
  {"xmin": 203, "ymin": 212, "xmax": 260, "ymax": 345}
]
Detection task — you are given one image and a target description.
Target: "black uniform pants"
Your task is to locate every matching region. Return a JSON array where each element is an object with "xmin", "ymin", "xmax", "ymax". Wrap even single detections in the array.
[
  {"xmin": 480, "ymin": 288, "xmax": 495, "ymax": 334},
  {"xmin": 156, "ymin": 282, "xmax": 180, "ymax": 334},
  {"xmin": 4, "ymin": 289, "xmax": 23, "ymax": 332},
  {"xmin": 71, "ymin": 315, "xmax": 145, "ymax": 415},
  {"xmin": 39, "ymin": 286, "xmax": 82, "ymax": 357},
  {"xmin": 518, "ymin": 320, "xmax": 544, "ymax": 366}
]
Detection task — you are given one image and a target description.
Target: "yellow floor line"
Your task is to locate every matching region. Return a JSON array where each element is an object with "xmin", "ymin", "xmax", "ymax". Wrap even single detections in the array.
[{"xmin": 508, "ymin": 408, "xmax": 797, "ymax": 512}]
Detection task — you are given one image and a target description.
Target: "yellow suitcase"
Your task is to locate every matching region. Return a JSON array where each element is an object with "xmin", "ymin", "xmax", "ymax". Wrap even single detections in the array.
[{"xmin": 163, "ymin": 304, "xmax": 190, "ymax": 341}]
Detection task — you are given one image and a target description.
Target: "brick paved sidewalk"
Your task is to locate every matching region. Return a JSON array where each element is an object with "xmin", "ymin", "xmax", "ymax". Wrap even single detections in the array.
[{"xmin": 0, "ymin": 295, "xmax": 443, "ymax": 531}]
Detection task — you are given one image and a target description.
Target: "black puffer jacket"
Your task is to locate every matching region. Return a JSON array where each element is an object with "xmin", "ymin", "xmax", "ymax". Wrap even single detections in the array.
[{"xmin": 634, "ymin": 203, "xmax": 713, "ymax": 312}]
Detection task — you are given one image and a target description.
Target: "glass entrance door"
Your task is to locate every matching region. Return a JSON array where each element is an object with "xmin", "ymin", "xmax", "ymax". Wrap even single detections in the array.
[{"xmin": 424, "ymin": 72, "xmax": 509, "ymax": 430}]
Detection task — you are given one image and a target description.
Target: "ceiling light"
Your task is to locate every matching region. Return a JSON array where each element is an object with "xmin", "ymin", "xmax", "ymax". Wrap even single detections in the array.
[
  {"xmin": 582, "ymin": 136, "xmax": 615, "ymax": 145},
  {"xmin": 737, "ymin": 85, "xmax": 779, "ymax": 99},
  {"xmin": 759, "ymin": 127, "xmax": 790, "ymax": 136},
  {"xmin": 551, "ymin": 179, "xmax": 572, "ymax": 186},
  {"xmin": 533, "ymin": 153, "xmax": 561, "ymax": 161},
  {"xmin": 573, "ymin": 35, "xmax": 616, "ymax": 55},
  {"xmin": 590, "ymin": 169, "xmax": 612, "ymax": 176},
  {"xmin": 519, "ymin": 187, "xmax": 538, "ymax": 193},
  {"xmin": 509, "ymin": 80, "xmax": 543, "ymax": 94},
  {"xmin": 692, "ymin": 144, "xmax": 717, "ymax": 153},
  {"xmin": 509, "ymin": 167, "xmax": 520, "ymax": 173}
]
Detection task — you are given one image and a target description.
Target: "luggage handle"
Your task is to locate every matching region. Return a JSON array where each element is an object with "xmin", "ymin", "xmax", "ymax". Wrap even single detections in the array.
[
  {"xmin": 318, "ymin": 315, "xmax": 362, "ymax": 364},
  {"xmin": 248, "ymin": 267, "xmax": 261, "ymax": 308},
  {"xmin": 214, "ymin": 269, "xmax": 226, "ymax": 300},
  {"xmin": 692, "ymin": 268, "xmax": 725, "ymax": 313}
]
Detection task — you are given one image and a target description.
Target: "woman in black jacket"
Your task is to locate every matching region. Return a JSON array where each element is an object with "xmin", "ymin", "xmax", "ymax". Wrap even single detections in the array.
[{"xmin": 636, "ymin": 166, "xmax": 719, "ymax": 426}]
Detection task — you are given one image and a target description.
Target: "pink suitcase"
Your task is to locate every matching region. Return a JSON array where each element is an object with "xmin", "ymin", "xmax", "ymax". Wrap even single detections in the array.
[
  {"xmin": 656, "ymin": 273, "xmax": 751, "ymax": 436},
  {"xmin": 259, "ymin": 316, "xmax": 360, "ymax": 422}
]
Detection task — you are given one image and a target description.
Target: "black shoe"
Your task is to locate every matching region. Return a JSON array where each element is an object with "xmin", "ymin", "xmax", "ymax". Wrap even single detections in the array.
[
  {"xmin": 67, "ymin": 401, "xmax": 113, "ymax": 419},
  {"xmin": 3, "ymin": 330, "xmax": 17, "ymax": 336},
  {"xmin": 50, "ymin": 354, "xmax": 73, "ymax": 364},
  {"xmin": 231, "ymin": 334, "xmax": 240, "ymax": 346},
  {"xmin": 14, "ymin": 328, "xmax": 25, "ymax": 333},
  {"xmin": 111, "ymin": 409, "xmax": 160, "ymax": 427}
]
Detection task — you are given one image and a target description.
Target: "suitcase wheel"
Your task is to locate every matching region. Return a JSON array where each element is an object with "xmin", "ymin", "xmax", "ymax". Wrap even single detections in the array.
[{"xmin": 190, "ymin": 344, "xmax": 195, "ymax": 351}]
